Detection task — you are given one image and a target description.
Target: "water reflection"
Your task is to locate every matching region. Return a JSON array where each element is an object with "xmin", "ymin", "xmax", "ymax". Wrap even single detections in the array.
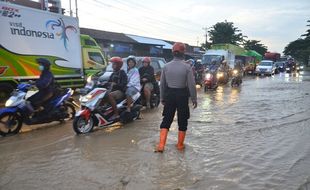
[{"xmin": 229, "ymin": 88, "xmax": 241, "ymax": 104}]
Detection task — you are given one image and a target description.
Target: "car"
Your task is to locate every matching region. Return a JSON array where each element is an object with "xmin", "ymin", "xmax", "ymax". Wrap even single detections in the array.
[
  {"xmin": 255, "ymin": 60, "xmax": 275, "ymax": 76},
  {"xmin": 98, "ymin": 56, "xmax": 166, "ymax": 82},
  {"xmin": 135, "ymin": 57, "xmax": 166, "ymax": 81}
]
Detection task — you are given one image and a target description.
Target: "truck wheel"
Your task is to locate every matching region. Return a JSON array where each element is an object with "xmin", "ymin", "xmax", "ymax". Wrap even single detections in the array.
[
  {"xmin": 0, "ymin": 112, "xmax": 23, "ymax": 136},
  {"xmin": 0, "ymin": 83, "xmax": 15, "ymax": 106}
]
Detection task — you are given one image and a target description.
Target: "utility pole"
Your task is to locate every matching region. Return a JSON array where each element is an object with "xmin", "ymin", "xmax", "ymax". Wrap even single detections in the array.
[
  {"xmin": 75, "ymin": 0, "xmax": 78, "ymax": 19},
  {"xmin": 202, "ymin": 27, "xmax": 209, "ymax": 49}
]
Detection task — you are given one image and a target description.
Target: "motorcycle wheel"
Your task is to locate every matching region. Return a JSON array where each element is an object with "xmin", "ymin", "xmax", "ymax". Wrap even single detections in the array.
[
  {"xmin": 64, "ymin": 102, "xmax": 76, "ymax": 121},
  {"xmin": 204, "ymin": 86, "xmax": 207, "ymax": 92},
  {"xmin": 0, "ymin": 112, "xmax": 23, "ymax": 136},
  {"xmin": 73, "ymin": 115, "xmax": 94, "ymax": 134},
  {"xmin": 231, "ymin": 79, "xmax": 235, "ymax": 87}
]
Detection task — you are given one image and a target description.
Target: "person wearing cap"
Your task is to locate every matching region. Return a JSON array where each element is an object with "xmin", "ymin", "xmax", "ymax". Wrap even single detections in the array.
[
  {"xmin": 106, "ymin": 57, "xmax": 128, "ymax": 121},
  {"xmin": 138, "ymin": 57, "xmax": 156, "ymax": 109},
  {"xmin": 125, "ymin": 56, "xmax": 141, "ymax": 112},
  {"xmin": 28, "ymin": 58, "xmax": 55, "ymax": 109},
  {"xmin": 155, "ymin": 42, "xmax": 197, "ymax": 153}
]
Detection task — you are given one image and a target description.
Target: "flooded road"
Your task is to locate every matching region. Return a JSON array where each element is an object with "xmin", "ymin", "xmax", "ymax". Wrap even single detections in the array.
[{"xmin": 1, "ymin": 72, "xmax": 310, "ymax": 190}]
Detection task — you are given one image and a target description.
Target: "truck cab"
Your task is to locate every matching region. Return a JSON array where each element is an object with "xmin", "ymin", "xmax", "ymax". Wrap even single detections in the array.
[{"xmin": 80, "ymin": 35, "xmax": 107, "ymax": 76}]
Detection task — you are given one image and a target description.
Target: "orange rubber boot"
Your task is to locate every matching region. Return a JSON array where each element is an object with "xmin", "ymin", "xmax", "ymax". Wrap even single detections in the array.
[
  {"xmin": 176, "ymin": 131, "xmax": 186, "ymax": 151},
  {"xmin": 155, "ymin": 128, "xmax": 168, "ymax": 153}
]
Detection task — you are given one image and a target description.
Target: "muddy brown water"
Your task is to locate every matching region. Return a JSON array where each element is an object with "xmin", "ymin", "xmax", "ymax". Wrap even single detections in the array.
[{"xmin": 0, "ymin": 72, "xmax": 310, "ymax": 190}]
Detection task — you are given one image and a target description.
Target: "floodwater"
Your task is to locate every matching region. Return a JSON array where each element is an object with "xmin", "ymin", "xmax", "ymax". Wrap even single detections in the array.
[{"xmin": 0, "ymin": 72, "xmax": 310, "ymax": 190}]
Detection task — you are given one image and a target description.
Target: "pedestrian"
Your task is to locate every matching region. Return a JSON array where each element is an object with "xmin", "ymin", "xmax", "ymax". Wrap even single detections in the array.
[{"xmin": 155, "ymin": 42, "xmax": 197, "ymax": 153}]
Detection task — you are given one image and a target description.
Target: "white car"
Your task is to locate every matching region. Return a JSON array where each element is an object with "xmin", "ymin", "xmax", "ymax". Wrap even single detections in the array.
[{"xmin": 255, "ymin": 60, "xmax": 275, "ymax": 76}]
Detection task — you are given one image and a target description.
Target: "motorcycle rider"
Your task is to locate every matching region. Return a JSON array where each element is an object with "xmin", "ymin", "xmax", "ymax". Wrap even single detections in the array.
[
  {"xmin": 106, "ymin": 57, "xmax": 128, "ymax": 120},
  {"xmin": 125, "ymin": 56, "xmax": 141, "ymax": 112},
  {"xmin": 155, "ymin": 42, "xmax": 197, "ymax": 153},
  {"xmin": 233, "ymin": 60, "xmax": 243, "ymax": 83},
  {"xmin": 138, "ymin": 57, "xmax": 156, "ymax": 109},
  {"xmin": 28, "ymin": 58, "xmax": 55, "ymax": 110}
]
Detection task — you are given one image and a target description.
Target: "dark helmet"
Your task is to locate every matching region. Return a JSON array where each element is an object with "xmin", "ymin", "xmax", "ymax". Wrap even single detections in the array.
[
  {"xmin": 172, "ymin": 42, "xmax": 185, "ymax": 53},
  {"xmin": 36, "ymin": 58, "xmax": 51, "ymax": 68},
  {"xmin": 126, "ymin": 55, "xmax": 137, "ymax": 66}
]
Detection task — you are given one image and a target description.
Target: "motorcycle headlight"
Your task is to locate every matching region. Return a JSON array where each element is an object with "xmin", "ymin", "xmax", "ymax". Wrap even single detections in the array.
[
  {"xmin": 286, "ymin": 68, "xmax": 290, "ymax": 70},
  {"xmin": 297, "ymin": 67, "xmax": 300, "ymax": 70},
  {"xmin": 217, "ymin": 73, "xmax": 223, "ymax": 78},
  {"xmin": 5, "ymin": 99, "xmax": 14, "ymax": 107},
  {"xmin": 205, "ymin": 73, "xmax": 211, "ymax": 79},
  {"xmin": 300, "ymin": 66, "xmax": 304, "ymax": 69},
  {"xmin": 233, "ymin": 70, "xmax": 238, "ymax": 75},
  {"xmin": 87, "ymin": 76, "xmax": 92, "ymax": 83}
]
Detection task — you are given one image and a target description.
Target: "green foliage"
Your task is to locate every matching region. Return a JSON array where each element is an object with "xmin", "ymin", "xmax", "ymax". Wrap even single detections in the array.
[
  {"xmin": 243, "ymin": 40, "xmax": 268, "ymax": 56},
  {"xmin": 284, "ymin": 20, "xmax": 310, "ymax": 65},
  {"xmin": 208, "ymin": 20, "xmax": 246, "ymax": 45}
]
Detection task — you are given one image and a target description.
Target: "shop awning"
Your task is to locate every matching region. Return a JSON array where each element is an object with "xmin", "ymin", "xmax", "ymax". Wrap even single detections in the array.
[{"xmin": 126, "ymin": 34, "xmax": 173, "ymax": 49}]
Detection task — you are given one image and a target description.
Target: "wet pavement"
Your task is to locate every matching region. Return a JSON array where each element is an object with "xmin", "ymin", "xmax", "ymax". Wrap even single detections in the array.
[{"xmin": 0, "ymin": 71, "xmax": 310, "ymax": 190}]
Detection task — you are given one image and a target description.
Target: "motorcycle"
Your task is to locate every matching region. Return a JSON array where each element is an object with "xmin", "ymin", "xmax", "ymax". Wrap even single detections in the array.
[
  {"xmin": 194, "ymin": 69, "xmax": 204, "ymax": 87},
  {"xmin": 204, "ymin": 72, "xmax": 218, "ymax": 91},
  {"xmin": 216, "ymin": 70, "xmax": 229, "ymax": 84},
  {"xmin": 0, "ymin": 83, "xmax": 76, "ymax": 136},
  {"xmin": 73, "ymin": 82, "xmax": 142, "ymax": 134},
  {"xmin": 231, "ymin": 69, "xmax": 242, "ymax": 87}
]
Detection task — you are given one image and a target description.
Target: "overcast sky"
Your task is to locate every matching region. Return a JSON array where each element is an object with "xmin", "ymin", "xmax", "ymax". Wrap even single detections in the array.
[{"xmin": 62, "ymin": 0, "xmax": 310, "ymax": 53}]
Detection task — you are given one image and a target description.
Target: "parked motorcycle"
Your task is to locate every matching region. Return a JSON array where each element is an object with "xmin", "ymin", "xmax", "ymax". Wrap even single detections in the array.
[
  {"xmin": 0, "ymin": 83, "xmax": 76, "ymax": 136},
  {"xmin": 231, "ymin": 69, "xmax": 242, "ymax": 87},
  {"xmin": 73, "ymin": 82, "xmax": 142, "ymax": 134}
]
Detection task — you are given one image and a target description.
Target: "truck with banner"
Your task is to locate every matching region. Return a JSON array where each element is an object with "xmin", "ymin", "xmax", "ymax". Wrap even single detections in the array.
[{"xmin": 0, "ymin": 1, "xmax": 107, "ymax": 103}]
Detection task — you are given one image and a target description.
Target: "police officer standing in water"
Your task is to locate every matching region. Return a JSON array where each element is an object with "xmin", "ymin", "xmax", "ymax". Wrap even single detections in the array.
[{"xmin": 155, "ymin": 42, "xmax": 197, "ymax": 153}]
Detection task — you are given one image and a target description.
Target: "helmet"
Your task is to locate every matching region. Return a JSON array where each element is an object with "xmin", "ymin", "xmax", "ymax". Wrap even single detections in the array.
[
  {"xmin": 172, "ymin": 42, "xmax": 185, "ymax": 53},
  {"xmin": 109, "ymin": 57, "xmax": 123, "ymax": 68},
  {"xmin": 126, "ymin": 55, "xmax": 137, "ymax": 66},
  {"xmin": 187, "ymin": 59, "xmax": 195, "ymax": 66},
  {"xmin": 142, "ymin": 57, "xmax": 151, "ymax": 63},
  {"xmin": 36, "ymin": 58, "xmax": 51, "ymax": 67}
]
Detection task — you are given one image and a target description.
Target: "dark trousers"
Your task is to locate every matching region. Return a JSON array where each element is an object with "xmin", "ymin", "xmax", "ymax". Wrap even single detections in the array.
[
  {"xmin": 160, "ymin": 88, "xmax": 190, "ymax": 131},
  {"xmin": 28, "ymin": 90, "xmax": 53, "ymax": 108}
]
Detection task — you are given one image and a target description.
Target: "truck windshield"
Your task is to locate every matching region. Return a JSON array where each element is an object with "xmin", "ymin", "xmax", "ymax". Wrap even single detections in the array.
[
  {"xmin": 88, "ymin": 52, "xmax": 105, "ymax": 65},
  {"xmin": 202, "ymin": 55, "xmax": 222, "ymax": 66}
]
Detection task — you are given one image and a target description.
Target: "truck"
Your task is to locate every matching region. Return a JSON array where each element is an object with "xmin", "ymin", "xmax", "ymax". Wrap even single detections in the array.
[
  {"xmin": 202, "ymin": 44, "xmax": 246, "ymax": 69},
  {"xmin": 0, "ymin": 1, "xmax": 107, "ymax": 103},
  {"xmin": 264, "ymin": 52, "xmax": 281, "ymax": 62}
]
